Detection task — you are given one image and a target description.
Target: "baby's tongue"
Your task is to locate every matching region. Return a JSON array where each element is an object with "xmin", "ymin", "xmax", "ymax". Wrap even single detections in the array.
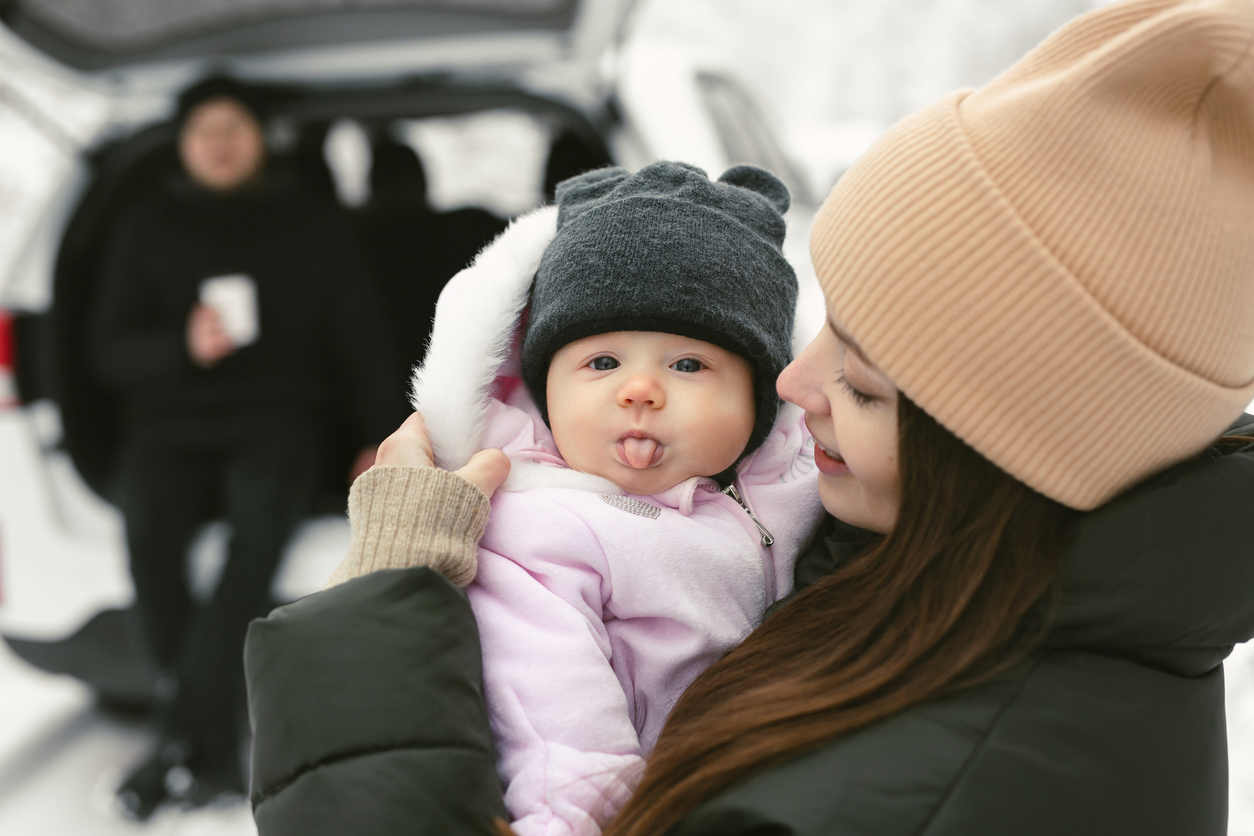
[{"xmin": 620, "ymin": 437, "xmax": 661, "ymax": 469}]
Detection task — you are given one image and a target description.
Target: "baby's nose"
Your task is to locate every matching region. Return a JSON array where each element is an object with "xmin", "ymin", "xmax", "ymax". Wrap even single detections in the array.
[{"xmin": 617, "ymin": 375, "xmax": 665, "ymax": 409}]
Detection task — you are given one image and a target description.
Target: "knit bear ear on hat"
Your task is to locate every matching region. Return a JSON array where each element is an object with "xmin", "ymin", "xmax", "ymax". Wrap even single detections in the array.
[
  {"xmin": 719, "ymin": 164, "xmax": 791, "ymax": 215},
  {"xmin": 522, "ymin": 160, "xmax": 799, "ymax": 470}
]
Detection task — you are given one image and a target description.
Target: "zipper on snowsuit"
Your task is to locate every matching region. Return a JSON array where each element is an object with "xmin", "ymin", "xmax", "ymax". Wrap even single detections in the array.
[{"xmin": 722, "ymin": 483, "xmax": 775, "ymax": 546}]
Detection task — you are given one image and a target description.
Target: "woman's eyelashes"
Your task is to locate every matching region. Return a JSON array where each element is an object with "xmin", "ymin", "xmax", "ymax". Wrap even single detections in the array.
[
  {"xmin": 836, "ymin": 370, "xmax": 874, "ymax": 407},
  {"xmin": 589, "ymin": 356, "xmax": 620, "ymax": 371}
]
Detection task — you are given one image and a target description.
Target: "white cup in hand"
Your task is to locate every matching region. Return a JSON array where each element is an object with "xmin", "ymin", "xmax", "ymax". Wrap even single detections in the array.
[{"xmin": 199, "ymin": 274, "xmax": 259, "ymax": 347}]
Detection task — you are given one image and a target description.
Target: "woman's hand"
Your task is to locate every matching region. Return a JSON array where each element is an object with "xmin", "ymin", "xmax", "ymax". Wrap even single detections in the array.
[
  {"xmin": 187, "ymin": 303, "xmax": 236, "ymax": 368},
  {"xmin": 328, "ymin": 412, "xmax": 509, "ymax": 588},
  {"xmin": 374, "ymin": 412, "xmax": 511, "ymax": 498}
]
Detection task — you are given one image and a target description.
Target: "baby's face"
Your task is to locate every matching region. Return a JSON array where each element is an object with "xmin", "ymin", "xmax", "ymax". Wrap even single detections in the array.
[{"xmin": 546, "ymin": 331, "xmax": 756, "ymax": 495}]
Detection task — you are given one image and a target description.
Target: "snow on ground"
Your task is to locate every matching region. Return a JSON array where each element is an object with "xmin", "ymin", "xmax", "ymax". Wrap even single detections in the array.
[{"xmin": 0, "ymin": 643, "xmax": 255, "ymax": 835}]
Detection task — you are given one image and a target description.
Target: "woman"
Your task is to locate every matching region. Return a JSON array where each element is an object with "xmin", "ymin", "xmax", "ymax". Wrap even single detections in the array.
[{"xmin": 244, "ymin": 0, "xmax": 1254, "ymax": 833}]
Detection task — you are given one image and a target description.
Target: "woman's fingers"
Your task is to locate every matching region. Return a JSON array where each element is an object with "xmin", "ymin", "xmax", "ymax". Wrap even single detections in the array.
[
  {"xmin": 455, "ymin": 449, "xmax": 511, "ymax": 499},
  {"xmin": 375, "ymin": 412, "xmax": 435, "ymax": 469},
  {"xmin": 187, "ymin": 304, "xmax": 236, "ymax": 367},
  {"xmin": 374, "ymin": 413, "xmax": 509, "ymax": 496}
]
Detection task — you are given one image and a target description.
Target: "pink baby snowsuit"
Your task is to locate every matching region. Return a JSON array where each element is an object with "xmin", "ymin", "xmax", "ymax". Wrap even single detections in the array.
[{"xmin": 411, "ymin": 207, "xmax": 825, "ymax": 836}]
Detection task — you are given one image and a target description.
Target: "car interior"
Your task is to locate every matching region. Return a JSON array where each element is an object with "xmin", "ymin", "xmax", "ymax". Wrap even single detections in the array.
[
  {"xmin": 1, "ymin": 77, "xmax": 613, "ymax": 709},
  {"xmin": 39, "ymin": 77, "xmax": 614, "ymax": 509}
]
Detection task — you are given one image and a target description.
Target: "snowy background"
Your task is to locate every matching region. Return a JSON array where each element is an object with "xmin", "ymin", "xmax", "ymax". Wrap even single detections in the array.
[{"xmin": 1, "ymin": 0, "xmax": 1252, "ymax": 833}]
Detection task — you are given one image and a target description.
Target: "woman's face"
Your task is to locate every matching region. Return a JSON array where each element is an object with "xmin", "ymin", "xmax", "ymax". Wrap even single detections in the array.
[
  {"xmin": 777, "ymin": 313, "xmax": 901, "ymax": 533},
  {"xmin": 179, "ymin": 97, "xmax": 266, "ymax": 193}
]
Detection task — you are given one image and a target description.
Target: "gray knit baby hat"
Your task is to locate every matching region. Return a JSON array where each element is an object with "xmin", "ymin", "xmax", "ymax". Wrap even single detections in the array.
[{"xmin": 521, "ymin": 160, "xmax": 798, "ymax": 460}]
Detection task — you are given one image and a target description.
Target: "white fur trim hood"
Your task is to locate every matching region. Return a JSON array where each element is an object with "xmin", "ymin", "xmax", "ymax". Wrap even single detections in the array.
[{"xmin": 411, "ymin": 207, "xmax": 556, "ymax": 471}]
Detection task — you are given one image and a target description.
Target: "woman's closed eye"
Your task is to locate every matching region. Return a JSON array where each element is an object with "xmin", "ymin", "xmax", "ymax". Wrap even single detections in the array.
[
  {"xmin": 671, "ymin": 358, "xmax": 704, "ymax": 373},
  {"xmin": 836, "ymin": 370, "xmax": 874, "ymax": 407},
  {"xmin": 589, "ymin": 356, "xmax": 620, "ymax": 371}
]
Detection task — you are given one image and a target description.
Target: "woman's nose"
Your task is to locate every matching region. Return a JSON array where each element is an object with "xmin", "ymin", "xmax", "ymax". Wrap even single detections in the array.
[
  {"xmin": 777, "ymin": 336, "xmax": 831, "ymax": 415},
  {"xmin": 618, "ymin": 374, "xmax": 665, "ymax": 409}
]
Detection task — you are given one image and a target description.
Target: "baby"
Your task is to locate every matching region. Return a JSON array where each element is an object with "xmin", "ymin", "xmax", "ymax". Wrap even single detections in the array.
[{"xmin": 411, "ymin": 161, "xmax": 823, "ymax": 835}]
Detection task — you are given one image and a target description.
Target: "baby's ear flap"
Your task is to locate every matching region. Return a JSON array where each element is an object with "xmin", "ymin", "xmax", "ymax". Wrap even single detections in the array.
[
  {"xmin": 719, "ymin": 164, "xmax": 790, "ymax": 215},
  {"xmin": 554, "ymin": 166, "xmax": 630, "ymax": 228}
]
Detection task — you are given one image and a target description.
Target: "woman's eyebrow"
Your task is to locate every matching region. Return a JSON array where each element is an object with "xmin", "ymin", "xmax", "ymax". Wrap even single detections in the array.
[{"xmin": 827, "ymin": 319, "xmax": 873, "ymax": 366}]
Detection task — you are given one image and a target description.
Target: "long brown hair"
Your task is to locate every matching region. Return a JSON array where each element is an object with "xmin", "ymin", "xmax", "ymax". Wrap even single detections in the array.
[{"xmin": 603, "ymin": 394, "xmax": 1080, "ymax": 836}]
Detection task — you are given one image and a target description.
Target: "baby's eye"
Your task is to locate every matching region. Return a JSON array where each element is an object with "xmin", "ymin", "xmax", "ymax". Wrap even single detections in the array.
[
  {"xmin": 671, "ymin": 358, "xmax": 704, "ymax": 373},
  {"xmin": 589, "ymin": 356, "xmax": 619, "ymax": 371}
]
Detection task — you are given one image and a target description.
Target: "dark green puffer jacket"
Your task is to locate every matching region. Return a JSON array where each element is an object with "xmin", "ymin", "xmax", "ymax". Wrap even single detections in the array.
[{"xmin": 245, "ymin": 427, "xmax": 1254, "ymax": 835}]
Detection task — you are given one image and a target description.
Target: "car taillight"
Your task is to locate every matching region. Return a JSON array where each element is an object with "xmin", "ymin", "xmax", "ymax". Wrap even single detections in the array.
[{"xmin": 0, "ymin": 308, "xmax": 15, "ymax": 410}]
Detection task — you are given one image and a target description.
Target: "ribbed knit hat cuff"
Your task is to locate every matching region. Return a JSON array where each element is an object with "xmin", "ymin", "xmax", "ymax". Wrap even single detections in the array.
[{"xmin": 812, "ymin": 90, "xmax": 1254, "ymax": 510}]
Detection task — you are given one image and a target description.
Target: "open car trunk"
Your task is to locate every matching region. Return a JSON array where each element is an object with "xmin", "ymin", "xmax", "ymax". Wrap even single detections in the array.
[
  {"xmin": 45, "ymin": 77, "xmax": 615, "ymax": 501},
  {"xmin": 0, "ymin": 0, "xmax": 592, "ymax": 70},
  {"xmin": 0, "ymin": 70, "xmax": 615, "ymax": 703}
]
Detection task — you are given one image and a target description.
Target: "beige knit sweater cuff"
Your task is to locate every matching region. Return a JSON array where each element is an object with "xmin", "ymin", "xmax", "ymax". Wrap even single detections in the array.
[{"xmin": 324, "ymin": 466, "xmax": 490, "ymax": 590}]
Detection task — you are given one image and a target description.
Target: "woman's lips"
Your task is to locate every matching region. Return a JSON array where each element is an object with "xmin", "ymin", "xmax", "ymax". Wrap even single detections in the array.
[
  {"xmin": 814, "ymin": 442, "xmax": 850, "ymax": 476},
  {"xmin": 618, "ymin": 432, "xmax": 663, "ymax": 469}
]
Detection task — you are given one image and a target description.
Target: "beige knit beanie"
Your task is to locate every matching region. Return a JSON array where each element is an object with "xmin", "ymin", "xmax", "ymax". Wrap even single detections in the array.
[{"xmin": 810, "ymin": 0, "xmax": 1254, "ymax": 510}]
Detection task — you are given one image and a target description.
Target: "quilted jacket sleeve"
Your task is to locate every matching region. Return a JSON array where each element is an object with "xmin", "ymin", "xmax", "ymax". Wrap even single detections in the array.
[{"xmin": 244, "ymin": 566, "xmax": 508, "ymax": 835}]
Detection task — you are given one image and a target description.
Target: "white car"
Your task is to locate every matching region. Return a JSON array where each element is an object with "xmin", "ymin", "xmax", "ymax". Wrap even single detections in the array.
[{"xmin": 0, "ymin": 0, "xmax": 821, "ymax": 709}]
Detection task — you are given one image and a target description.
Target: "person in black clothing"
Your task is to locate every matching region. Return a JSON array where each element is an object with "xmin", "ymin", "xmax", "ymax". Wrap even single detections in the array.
[{"xmin": 90, "ymin": 76, "xmax": 399, "ymax": 819}]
